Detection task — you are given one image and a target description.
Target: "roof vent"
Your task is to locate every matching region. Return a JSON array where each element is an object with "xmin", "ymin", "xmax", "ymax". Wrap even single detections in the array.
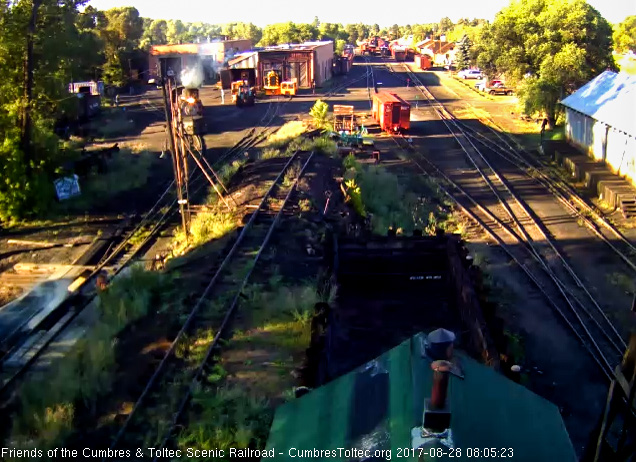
[{"xmin": 425, "ymin": 328, "xmax": 456, "ymax": 360}]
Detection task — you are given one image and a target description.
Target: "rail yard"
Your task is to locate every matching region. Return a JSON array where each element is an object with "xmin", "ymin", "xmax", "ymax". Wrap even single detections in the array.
[{"xmin": 1, "ymin": 6, "xmax": 636, "ymax": 461}]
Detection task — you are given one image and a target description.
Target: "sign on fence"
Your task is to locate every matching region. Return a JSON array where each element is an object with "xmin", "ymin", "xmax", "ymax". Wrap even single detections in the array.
[{"xmin": 54, "ymin": 175, "xmax": 81, "ymax": 201}]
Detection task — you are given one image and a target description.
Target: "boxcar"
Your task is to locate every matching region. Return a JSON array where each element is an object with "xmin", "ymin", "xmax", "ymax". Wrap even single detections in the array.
[
  {"xmin": 392, "ymin": 47, "xmax": 406, "ymax": 62},
  {"xmin": 415, "ymin": 54, "xmax": 432, "ymax": 70},
  {"xmin": 372, "ymin": 92, "xmax": 410, "ymax": 133}
]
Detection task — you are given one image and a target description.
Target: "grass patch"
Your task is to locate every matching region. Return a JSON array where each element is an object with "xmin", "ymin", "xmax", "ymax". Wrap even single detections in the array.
[
  {"xmin": 218, "ymin": 159, "xmax": 246, "ymax": 186},
  {"xmin": 298, "ymin": 199, "xmax": 312, "ymax": 212},
  {"xmin": 173, "ymin": 208, "xmax": 237, "ymax": 254},
  {"xmin": 607, "ymin": 271, "xmax": 635, "ymax": 295},
  {"xmin": 282, "ymin": 162, "xmax": 301, "ymax": 188},
  {"xmin": 311, "ymin": 136, "xmax": 338, "ymax": 157},
  {"xmin": 261, "ymin": 148, "xmax": 284, "ymax": 160},
  {"xmin": 55, "ymin": 149, "xmax": 154, "ymax": 214},
  {"xmin": 174, "ymin": 278, "xmax": 332, "ymax": 458},
  {"xmin": 8, "ymin": 267, "xmax": 177, "ymax": 454},
  {"xmin": 176, "ymin": 386, "xmax": 272, "ymax": 460},
  {"xmin": 266, "ymin": 121, "xmax": 307, "ymax": 148},
  {"xmin": 93, "ymin": 109, "xmax": 135, "ymax": 139}
]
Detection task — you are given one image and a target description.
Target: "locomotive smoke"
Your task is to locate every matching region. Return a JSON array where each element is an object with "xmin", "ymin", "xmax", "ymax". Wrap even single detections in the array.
[{"xmin": 181, "ymin": 61, "xmax": 204, "ymax": 88}]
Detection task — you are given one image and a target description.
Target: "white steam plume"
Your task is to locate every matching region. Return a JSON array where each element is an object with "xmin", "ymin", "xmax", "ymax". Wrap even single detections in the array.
[{"xmin": 181, "ymin": 61, "xmax": 204, "ymax": 88}]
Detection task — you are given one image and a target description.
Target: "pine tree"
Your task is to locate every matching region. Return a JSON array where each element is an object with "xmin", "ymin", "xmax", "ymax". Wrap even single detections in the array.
[{"xmin": 455, "ymin": 35, "xmax": 472, "ymax": 71}]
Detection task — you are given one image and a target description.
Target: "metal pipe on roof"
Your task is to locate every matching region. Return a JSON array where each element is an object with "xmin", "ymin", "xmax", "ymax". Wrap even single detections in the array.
[{"xmin": 430, "ymin": 360, "xmax": 452, "ymax": 410}]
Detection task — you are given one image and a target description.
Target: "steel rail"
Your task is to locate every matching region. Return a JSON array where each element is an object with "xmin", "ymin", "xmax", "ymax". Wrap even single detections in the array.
[
  {"xmin": 402, "ymin": 66, "xmax": 626, "ymax": 352},
  {"xmin": 390, "ymin": 134, "xmax": 613, "ymax": 380},
  {"xmin": 0, "ymin": 95, "xmax": 288, "ymax": 400},
  {"xmin": 151, "ymin": 152, "xmax": 315, "ymax": 460},
  {"xmin": 399, "ymin": 65, "xmax": 623, "ymax": 377},
  {"xmin": 457, "ymin": 119, "xmax": 636, "ymax": 267},
  {"xmin": 108, "ymin": 149, "xmax": 305, "ymax": 452}
]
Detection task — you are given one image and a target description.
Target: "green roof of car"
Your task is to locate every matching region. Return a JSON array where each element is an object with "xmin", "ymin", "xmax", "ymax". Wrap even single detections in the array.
[{"xmin": 265, "ymin": 333, "xmax": 576, "ymax": 462}]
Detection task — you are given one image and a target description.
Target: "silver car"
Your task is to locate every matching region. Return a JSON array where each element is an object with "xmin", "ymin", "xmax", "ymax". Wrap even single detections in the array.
[{"xmin": 458, "ymin": 69, "xmax": 483, "ymax": 79}]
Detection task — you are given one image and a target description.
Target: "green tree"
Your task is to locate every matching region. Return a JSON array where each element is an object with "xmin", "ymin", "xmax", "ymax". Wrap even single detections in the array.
[
  {"xmin": 0, "ymin": 0, "xmax": 109, "ymax": 220},
  {"xmin": 166, "ymin": 19, "xmax": 188, "ymax": 43},
  {"xmin": 475, "ymin": 0, "xmax": 615, "ymax": 127},
  {"xmin": 438, "ymin": 17, "xmax": 453, "ymax": 35},
  {"xmin": 613, "ymin": 16, "xmax": 636, "ymax": 52},
  {"xmin": 140, "ymin": 19, "xmax": 168, "ymax": 49},
  {"xmin": 99, "ymin": 7, "xmax": 143, "ymax": 86},
  {"xmin": 335, "ymin": 39, "xmax": 346, "ymax": 56},
  {"xmin": 455, "ymin": 35, "xmax": 472, "ymax": 70},
  {"xmin": 309, "ymin": 100, "xmax": 329, "ymax": 129}
]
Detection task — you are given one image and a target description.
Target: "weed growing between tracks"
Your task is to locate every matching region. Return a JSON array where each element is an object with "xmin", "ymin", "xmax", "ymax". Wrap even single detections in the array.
[
  {"xmin": 174, "ymin": 279, "xmax": 336, "ymax": 460},
  {"xmin": 266, "ymin": 121, "xmax": 307, "ymax": 148},
  {"xmin": 7, "ymin": 266, "xmax": 179, "ymax": 455},
  {"xmin": 341, "ymin": 154, "xmax": 453, "ymax": 235}
]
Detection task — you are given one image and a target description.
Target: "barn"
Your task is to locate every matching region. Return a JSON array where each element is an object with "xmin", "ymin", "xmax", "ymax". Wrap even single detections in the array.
[{"xmin": 560, "ymin": 71, "xmax": 636, "ymax": 185}]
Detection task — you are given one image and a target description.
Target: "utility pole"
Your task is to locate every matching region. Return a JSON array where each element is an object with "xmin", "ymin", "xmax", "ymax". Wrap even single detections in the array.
[{"xmin": 160, "ymin": 68, "xmax": 188, "ymax": 242}]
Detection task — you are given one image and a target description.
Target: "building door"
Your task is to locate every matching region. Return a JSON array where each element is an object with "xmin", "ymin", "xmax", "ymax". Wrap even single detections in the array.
[
  {"xmin": 290, "ymin": 62, "xmax": 300, "ymax": 82},
  {"xmin": 299, "ymin": 62, "xmax": 308, "ymax": 87}
]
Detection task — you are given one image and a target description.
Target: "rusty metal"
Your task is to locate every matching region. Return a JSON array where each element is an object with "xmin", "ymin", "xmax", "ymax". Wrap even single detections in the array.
[{"xmin": 430, "ymin": 360, "xmax": 452, "ymax": 410}]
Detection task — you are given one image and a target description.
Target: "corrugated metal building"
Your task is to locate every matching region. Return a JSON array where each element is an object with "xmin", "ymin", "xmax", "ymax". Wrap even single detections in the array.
[
  {"xmin": 149, "ymin": 39, "xmax": 252, "ymax": 83},
  {"xmin": 561, "ymin": 71, "xmax": 636, "ymax": 185},
  {"xmin": 228, "ymin": 41, "xmax": 334, "ymax": 89}
]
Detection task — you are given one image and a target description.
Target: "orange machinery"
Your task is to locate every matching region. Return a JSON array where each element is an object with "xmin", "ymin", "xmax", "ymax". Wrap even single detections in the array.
[{"xmin": 280, "ymin": 78, "xmax": 297, "ymax": 96}]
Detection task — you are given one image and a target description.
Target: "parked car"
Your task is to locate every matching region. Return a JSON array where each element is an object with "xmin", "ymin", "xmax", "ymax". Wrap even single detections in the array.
[
  {"xmin": 457, "ymin": 69, "xmax": 483, "ymax": 79},
  {"xmin": 487, "ymin": 84, "xmax": 514, "ymax": 96},
  {"xmin": 475, "ymin": 79, "xmax": 503, "ymax": 92}
]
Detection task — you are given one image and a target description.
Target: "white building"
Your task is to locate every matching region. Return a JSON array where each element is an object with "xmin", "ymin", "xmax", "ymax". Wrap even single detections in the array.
[{"xmin": 561, "ymin": 71, "xmax": 636, "ymax": 184}]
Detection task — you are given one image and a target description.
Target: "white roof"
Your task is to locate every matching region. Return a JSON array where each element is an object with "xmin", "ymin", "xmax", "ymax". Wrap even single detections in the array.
[{"xmin": 561, "ymin": 71, "xmax": 636, "ymax": 136}]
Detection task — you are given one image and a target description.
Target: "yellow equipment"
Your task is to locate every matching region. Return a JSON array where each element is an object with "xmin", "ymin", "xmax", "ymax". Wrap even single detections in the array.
[
  {"xmin": 231, "ymin": 81, "xmax": 243, "ymax": 103},
  {"xmin": 280, "ymin": 78, "xmax": 297, "ymax": 96},
  {"xmin": 263, "ymin": 70, "xmax": 281, "ymax": 95}
]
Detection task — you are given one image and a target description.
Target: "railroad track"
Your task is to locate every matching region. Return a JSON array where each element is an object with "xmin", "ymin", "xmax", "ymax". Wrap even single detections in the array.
[
  {"xmin": 393, "ymin": 64, "xmax": 627, "ymax": 380},
  {"xmin": 384, "ymin": 61, "xmax": 636, "ymax": 272},
  {"xmin": 0, "ymin": 94, "xmax": 289, "ymax": 399},
  {"xmin": 106, "ymin": 150, "xmax": 314, "ymax": 458}
]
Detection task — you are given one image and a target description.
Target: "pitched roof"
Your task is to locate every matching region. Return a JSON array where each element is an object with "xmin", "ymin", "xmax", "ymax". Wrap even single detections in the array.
[
  {"xmin": 266, "ymin": 333, "xmax": 576, "ymax": 462},
  {"xmin": 560, "ymin": 71, "xmax": 636, "ymax": 136}
]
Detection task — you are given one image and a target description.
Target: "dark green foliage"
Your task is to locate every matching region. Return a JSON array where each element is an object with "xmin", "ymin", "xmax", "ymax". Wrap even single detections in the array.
[
  {"xmin": 613, "ymin": 16, "xmax": 636, "ymax": 53},
  {"xmin": 455, "ymin": 35, "xmax": 472, "ymax": 71},
  {"xmin": 474, "ymin": 0, "xmax": 615, "ymax": 126}
]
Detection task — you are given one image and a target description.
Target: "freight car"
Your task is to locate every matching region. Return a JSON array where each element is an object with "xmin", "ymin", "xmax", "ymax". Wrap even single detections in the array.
[
  {"xmin": 391, "ymin": 46, "xmax": 406, "ymax": 62},
  {"xmin": 414, "ymin": 54, "xmax": 433, "ymax": 70},
  {"xmin": 55, "ymin": 82, "xmax": 102, "ymax": 138},
  {"xmin": 372, "ymin": 92, "xmax": 410, "ymax": 133}
]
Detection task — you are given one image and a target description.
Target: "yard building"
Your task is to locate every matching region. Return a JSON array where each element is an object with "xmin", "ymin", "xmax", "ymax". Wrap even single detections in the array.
[
  {"xmin": 149, "ymin": 39, "xmax": 252, "ymax": 83},
  {"xmin": 561, "ymin": 71, "xmax": 636, "ymax": 185},
  {"xmin": 228, "ymin": 41, "xmax": 334, "ymax": 89},
  {"xmin": 415, "ymin": 39, "xmax": 456, "ymax": 67}
]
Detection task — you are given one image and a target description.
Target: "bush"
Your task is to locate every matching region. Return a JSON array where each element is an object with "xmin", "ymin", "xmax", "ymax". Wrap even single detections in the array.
[
  {"xmin": 342, "ymin": 156, "xmax": 449, "ymax": 235},
  {"xmin": 311, "ymin": 136, "xmax": 337, "ymax": 156},
  {"xmin": 309, "ymin": 100, "xmax": 329, "ymax": 129}
]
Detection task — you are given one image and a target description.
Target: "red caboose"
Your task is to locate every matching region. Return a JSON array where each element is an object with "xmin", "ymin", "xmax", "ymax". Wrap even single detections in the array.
[{"xmin": 372, "ymin": 92, "xmax": 410, "ymax": 133}]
